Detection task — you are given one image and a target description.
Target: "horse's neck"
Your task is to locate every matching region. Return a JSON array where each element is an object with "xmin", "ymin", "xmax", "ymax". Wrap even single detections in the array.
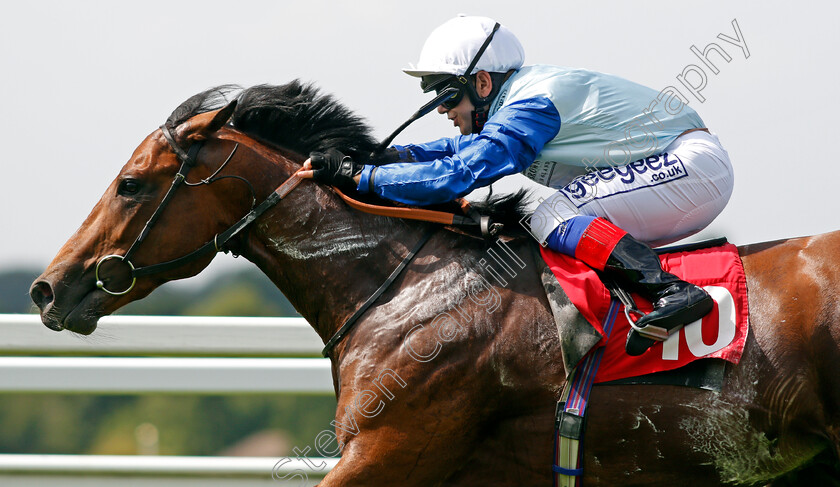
[
  {"xmin": 243, "ymin": 181, "xmax": 424, "ymax": 343},
  {"xmin": 217, "ymin": 129, "xmax": 428, "ymax": 344}
]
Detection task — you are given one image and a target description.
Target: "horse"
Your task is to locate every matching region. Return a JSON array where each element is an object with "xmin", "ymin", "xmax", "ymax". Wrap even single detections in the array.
[{"xmin": 29, "ymin": 82, "xmax": 840, "ymax": 486}]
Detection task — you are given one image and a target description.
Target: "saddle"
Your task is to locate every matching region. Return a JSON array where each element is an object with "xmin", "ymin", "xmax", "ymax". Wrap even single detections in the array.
[
  {"xmin": 332, "ymin": 184, "xmax": 749, "ymax": 377},
  {"xmin": 539, "ymin": 237, "xmax": 750, "ymax": 486},
  {"xmin": 536, "ymin": 237, "xmax": 749, "ymax": 384}
]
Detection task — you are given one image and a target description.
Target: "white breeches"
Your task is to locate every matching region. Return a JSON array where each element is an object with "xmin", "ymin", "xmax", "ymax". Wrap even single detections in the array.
[{"xmin": 529, "ymin": 131, "xmax": 734, "ymax": 247}]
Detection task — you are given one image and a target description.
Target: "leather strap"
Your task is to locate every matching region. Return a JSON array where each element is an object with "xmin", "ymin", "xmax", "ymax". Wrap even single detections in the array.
[
  {"xmin": 132, "ymin": 171, "xmax": 305, "ymax": 278},
  {"xmin": 160, "ymin": 124, "xmax": 191, "ymax": 162},
  {"xmin": 332, "ymin": 187, "xmax": 477, "ymax": 227},
  {"xmin": 321, "ymin": 228, "xmax": 436, "ymax": 358},
  {"xmin": 554, "ymin": 299, "xmax": 621, "ymax": 486},
  {"xmin": 124, "ymin": 139, "xmax": 204, "ymax": 262}
]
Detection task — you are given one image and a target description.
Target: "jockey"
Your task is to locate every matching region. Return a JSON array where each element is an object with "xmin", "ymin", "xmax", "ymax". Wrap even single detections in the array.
[{"xmin": 301, "ymin": 15, "xmax": 734, "ymax": 356}]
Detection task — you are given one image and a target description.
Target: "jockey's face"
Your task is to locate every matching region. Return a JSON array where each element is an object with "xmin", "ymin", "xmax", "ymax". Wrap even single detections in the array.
[
  {"xmin": 435, "ymin": 71, "xmax": 493, "ymax": 136},
  {"xmin": 437, "ymin": 93, "xmax": 475, "ymax": 136}
]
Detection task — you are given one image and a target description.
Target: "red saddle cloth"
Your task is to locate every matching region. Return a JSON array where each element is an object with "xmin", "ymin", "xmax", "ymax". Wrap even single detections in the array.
[{"xmin": 540, "ymin": 242, "xmax": 749, "ymax": 383}]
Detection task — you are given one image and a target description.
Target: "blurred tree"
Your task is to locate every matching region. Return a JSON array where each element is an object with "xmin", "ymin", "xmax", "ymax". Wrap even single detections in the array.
[
  {"xmin": 0, "ymin": 266, "xmax": 336, "ymax": 457},
  {"xmin": 0, "ymin": 269, "xmax": 40, "ymax": 314},
  {"xmin": 0, "ymin": 396, "xmax": 134, "ymax": 454},
  {"xmin": 118, "ymin": 268, "xmax": 299, "ymax": 317}
]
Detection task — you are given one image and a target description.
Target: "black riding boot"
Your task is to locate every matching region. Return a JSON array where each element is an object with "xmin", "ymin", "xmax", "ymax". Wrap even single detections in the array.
[{"xmin": 604, "ymin": 234, "xmax": 714, "ymax": 356}]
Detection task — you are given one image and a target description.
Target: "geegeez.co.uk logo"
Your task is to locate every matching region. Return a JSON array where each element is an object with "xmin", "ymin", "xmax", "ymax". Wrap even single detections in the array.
[{"xmin": 560, "ymin": 153, "xmax": 688, "ymax": 206}]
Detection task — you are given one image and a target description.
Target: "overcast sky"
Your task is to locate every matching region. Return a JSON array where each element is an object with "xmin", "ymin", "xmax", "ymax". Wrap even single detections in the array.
[{"xmin": 3, "ymin": 1, "xmax": 838, "ymax": 285}]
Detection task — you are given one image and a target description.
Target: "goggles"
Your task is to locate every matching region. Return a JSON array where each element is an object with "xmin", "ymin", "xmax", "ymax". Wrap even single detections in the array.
[{"xmin": 433, "ymin": 77, "xmax": 469, "ymax": 109}]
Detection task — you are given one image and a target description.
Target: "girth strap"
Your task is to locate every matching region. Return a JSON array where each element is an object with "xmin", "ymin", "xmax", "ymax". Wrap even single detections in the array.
[
  {"xmin": 554, "ymin": 299, "xmax": 620, "ymax": 487},
  {"xmin": 321, "ymin": 227, "xmax": 437, "ymax": 358}
]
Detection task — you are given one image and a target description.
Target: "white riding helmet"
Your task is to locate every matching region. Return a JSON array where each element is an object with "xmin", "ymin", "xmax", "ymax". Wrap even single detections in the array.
[{"xmin": 404, "ymin": 15, "xmax": 525, "ymax": 78}]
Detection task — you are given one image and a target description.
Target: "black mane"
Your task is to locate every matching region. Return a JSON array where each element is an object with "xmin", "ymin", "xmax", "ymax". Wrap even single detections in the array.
[
  {"xmin": 232, "ymin": 82, "xmax": 380, "ymax": 161},
  {"xmin": 165, "ymin": 81, "xmax": 378, "ymax": 161},
  {"xmin": 166, "ymin": 82, "xmax": 533, "ymax": 233}
]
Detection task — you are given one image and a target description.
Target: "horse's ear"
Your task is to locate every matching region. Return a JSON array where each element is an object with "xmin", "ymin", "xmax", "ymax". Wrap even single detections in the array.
[
  {"xmin": 184, "ymin": 100, "xmax": 238, "ymax": 142},
  {"xmin": 207, "ymin": 100, "xmax": 238, "ymax": 133}
]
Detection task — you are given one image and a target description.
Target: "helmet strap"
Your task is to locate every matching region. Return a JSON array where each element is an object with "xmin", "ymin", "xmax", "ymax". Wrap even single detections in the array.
[
  {"xmin": 462, "ymin": 22, "xmax": 500, "ymax": 78},
  {"xmin": 471, "ymin": 106, "xmax": 491, "ymax": 133},
  {"xmin": 420, "ymin": 22, "xmax": 506, "ymax": 134},
  {"xmin": 466, "ymin": 71, "xmax": 510, "ymax": 133},
  {"xmin": 458, "ymin": 22, "xmax": 503, "ymax": 134}
]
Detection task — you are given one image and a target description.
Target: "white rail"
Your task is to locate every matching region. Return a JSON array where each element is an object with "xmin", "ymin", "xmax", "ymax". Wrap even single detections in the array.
[
  {"xmin": 0, "ymin": 455, "xmax": 335, "ymax": 485},
  {"xmin": 0, "ymin": 314, "xmax": 337, "ymax": 483},
  {"xmin": 0, "ymin": 314, "xmax": 323, "ymax": 355},
  {"xmin": 0, "ymin": 314, "xmax": 334, "ymax": 393},
  {"xmin": 0, "ymin": 356, "xmax": 333, "ymax": 394}
]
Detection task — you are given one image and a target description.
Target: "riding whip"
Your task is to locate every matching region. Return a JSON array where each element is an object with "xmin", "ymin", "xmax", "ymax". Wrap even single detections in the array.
[{"xmin": 369, "ymin": 87, "xmax": 460, "ymax": 159}]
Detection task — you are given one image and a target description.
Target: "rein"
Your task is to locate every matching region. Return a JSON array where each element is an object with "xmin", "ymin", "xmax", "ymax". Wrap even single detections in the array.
[
  {"xmin": 94, "ymin": 122, "xmax": 435, "ymax": 362},
  {"xmin": 332, "ymin": 188, "xmax": 502, "ymax": 237}
]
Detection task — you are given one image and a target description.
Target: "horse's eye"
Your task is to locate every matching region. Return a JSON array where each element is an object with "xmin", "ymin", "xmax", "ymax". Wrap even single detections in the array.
[{"xmin": 118, "ymin": 179, "xmax": 141, "ymax": 196}]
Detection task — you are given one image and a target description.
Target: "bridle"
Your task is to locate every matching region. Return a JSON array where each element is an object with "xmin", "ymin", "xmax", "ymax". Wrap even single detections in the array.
[
  {"xmin": 94, "ymin": 123, "xmax": 303, "ymax": 296},
  {"xmin": 96, "ymin": 95, "xmax": 509, "ymax": 360},
  {"xmin": 92, "ymin": 120, "xmax": 432, "ymax": 361}
]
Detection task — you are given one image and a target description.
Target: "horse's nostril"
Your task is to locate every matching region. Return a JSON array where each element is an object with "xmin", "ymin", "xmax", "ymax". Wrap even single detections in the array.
[{"xmin": 30, "ymin": 281, "xmax": 55, "ymax": 311}]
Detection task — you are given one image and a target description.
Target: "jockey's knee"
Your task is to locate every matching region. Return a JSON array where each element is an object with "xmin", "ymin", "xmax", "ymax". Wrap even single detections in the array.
[
  {"xmin": 543, "ymin": 215, "xmax": 598, "ymax": 256},
  {"xmin": 528, "ymin": 192, "xmax": 579, "ymax": 244}
]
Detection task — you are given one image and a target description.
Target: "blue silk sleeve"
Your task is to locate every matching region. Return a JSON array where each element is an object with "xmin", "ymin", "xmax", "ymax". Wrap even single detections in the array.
[
  {"xmin": 357, "ymin": 97, "xmax": 561, "ymax": 205},
  {"xmin": 392, "ymin": 135, "xmax": 478, "ymax": 162}
]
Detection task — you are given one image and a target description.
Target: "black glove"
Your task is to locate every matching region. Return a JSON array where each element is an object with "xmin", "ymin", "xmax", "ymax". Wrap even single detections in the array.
[{"xmin": 309, "ymin": 149, "xmax": 363, "ymax": 189}]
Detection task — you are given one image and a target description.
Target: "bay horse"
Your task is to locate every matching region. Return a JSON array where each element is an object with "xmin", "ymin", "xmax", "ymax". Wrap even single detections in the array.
[{"xmin": 29, "ymin": 82, "xmax": 840, "ymax": 485}]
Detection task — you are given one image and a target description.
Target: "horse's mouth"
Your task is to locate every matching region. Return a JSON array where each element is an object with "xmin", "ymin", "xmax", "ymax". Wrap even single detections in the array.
[
  {"xmin": 38, "ymin": 289, "xmax": 105, "ymax": 336},
  {"xmin": 62, "ymin": 303, "xmax": 101, "ymax": 335}
]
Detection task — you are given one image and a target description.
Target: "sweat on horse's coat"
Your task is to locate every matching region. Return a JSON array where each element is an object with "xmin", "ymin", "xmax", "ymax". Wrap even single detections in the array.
[{"xmin": 29, "ymin": 83, "xmax": 840, "ymax": 485}]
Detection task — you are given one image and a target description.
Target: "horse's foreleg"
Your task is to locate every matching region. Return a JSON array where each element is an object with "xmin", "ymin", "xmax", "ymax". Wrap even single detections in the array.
[
  {"xmin": 316, "ymin": 416, "xmax": 482, "ymax": 486},
  {"xmin": 312, "ymin": 364, "xmax": 494, "ymax": 487}
]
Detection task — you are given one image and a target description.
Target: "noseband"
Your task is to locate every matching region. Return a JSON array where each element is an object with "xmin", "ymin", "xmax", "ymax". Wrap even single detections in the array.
[{"xmin": 94, "ymin": 124, "xmax": 303, "ymax": 295}]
